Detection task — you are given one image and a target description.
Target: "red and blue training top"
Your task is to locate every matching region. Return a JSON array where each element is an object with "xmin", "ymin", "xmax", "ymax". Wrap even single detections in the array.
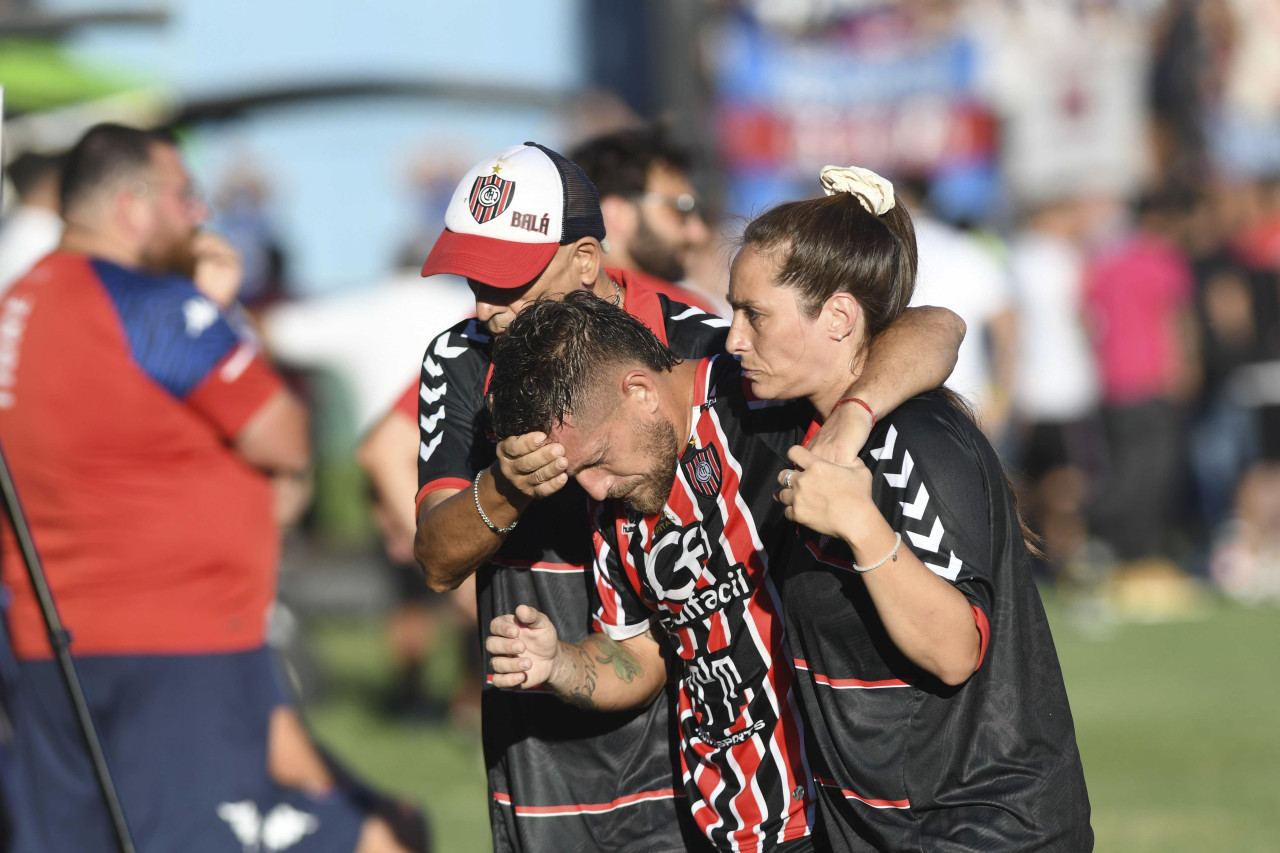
[{"xmin": 0, "ymin": 251, "xmax": 285, "ymax": 659}]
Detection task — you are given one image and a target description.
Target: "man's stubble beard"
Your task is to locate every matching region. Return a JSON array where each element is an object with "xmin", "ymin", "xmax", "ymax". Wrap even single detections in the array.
[
  {"xmin": 140, "ymin": 228, "xmax": 198, "ymax": 279},
  {"xmin": 622, "ymin": 415, "xmax": 682, "ymax": 516},
  {"xmin": 629, "ymin": 212, "xmax": 686, "ymax": 284}
]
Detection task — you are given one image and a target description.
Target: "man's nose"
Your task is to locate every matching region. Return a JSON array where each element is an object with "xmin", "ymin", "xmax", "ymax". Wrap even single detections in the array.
[{"xmin": 575, "ymin": 469, "xmax": 612, "ymax": 502}]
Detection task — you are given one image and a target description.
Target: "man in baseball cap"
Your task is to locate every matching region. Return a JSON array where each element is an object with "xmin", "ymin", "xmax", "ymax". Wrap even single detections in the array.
[
  {"xmin": 419, "ymin": 141, "xmax": 626, "ymax": 336},
  {"xmin": 421, "ymin": 142, "xmax": 603, "ymax": 286},
  {"xmin": 412, "ymin": 141, "xmax": 730, "ymax": 852}
]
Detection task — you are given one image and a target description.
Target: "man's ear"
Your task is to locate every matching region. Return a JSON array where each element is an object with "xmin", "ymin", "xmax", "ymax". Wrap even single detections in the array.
[
  {"xmin": 619, "ymin": 368, "xmax": 661, "ymax": 415},
  {"xmin": 112, "ymin": 187, "xmax": 147, "ymax": 236},
  {"xmin": 823, "ymin": 292, "xmax": 860, "ymax": 341},
  {"xmin": 571, "ymin": 237, "xmax": 604, "ymax": 286},
  {"xmin": 601, "ymin": 194, "xmax": 639, "ymax": 243}
]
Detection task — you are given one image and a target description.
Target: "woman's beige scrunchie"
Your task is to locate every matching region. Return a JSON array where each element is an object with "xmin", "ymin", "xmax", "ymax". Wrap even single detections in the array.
[{"xmin": 820, "ymin": 165, "xmax": 896, "ymax": 216}]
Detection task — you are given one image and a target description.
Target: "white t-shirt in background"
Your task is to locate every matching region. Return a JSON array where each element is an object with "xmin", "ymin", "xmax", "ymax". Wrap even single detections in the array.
[
  {"xmin": 909, "ymin": 216, "xmax": 1014, "ymax": 412},
  {"xmin": 1007, "ymin": 231, "xmax": 1099, "ymax": 423},
  {"xmin": 262, "ymin": 272, "xmax": 474, "ymax": 434}
]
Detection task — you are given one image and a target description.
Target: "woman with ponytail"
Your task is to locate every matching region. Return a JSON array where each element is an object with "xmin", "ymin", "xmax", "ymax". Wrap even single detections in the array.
[{"xmin": 727, "ymin": 167, "xmax": 1093, "ymax": 852}]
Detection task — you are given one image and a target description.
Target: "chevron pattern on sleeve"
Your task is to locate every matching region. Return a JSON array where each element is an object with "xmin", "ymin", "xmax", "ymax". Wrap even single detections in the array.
[{"xmin": 868, "ymin": 425, "xmax": 964, "ymax": 582}]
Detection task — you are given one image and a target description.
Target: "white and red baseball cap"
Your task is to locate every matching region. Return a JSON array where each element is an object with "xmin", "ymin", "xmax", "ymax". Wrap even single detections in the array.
[{"xmin": 420, "ymin": 142, "xmax": 606, "ymax": 289}]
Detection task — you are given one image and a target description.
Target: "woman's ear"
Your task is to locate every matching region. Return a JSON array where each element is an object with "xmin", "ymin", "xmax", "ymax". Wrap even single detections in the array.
[{"xmin": 824, "ymin": 291, "xmax": 860, "ymax": 342}]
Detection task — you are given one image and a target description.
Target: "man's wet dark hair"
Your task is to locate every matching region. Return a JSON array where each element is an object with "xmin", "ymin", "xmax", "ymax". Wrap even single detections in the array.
[
  {"xmin": 489, "ymin": 290, "xmax": 679, "ymax": 440},
  {"xmin": 59, "ymin": 123, "xmax": 178, "ymax": 213},
  {"xmin": 569, "ymin": 126, "xmax": 693, "ymax": 200}
]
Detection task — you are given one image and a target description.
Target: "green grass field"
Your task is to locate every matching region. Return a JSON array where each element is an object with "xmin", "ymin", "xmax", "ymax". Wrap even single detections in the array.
[{"xmin": 305, "ymin": 595, "xmax": 1280, "ymax": 852}]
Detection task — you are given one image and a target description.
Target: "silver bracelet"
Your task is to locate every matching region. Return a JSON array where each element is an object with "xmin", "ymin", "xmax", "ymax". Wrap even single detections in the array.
[
  {"xmin": 852, "ymin": 531, "xmax": 901, "ymax": 574},
  {"xmin": 473, "ymin": 469, "xmax": 518, "ymax": 535}
]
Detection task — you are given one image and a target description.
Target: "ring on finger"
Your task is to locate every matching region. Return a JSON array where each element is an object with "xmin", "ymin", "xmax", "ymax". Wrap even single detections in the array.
[{"xmin": 783, "ymin": 470, "xmax": 794, "ymax": 489}]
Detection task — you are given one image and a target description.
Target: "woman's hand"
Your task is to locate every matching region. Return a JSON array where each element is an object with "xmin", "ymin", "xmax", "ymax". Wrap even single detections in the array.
[
  {"xmin": 779, "ymin": 446, "xmax": 982, "ymax": 685},
  {"xmin": 775, "ymin": 445, "xmax": 878, "ymax": 539}
]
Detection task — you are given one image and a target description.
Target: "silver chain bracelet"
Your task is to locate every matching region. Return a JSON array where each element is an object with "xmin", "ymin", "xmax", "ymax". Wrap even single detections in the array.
[{"xmin": 473, "ymin": 469, "xmax": 518, "ymax": 535}]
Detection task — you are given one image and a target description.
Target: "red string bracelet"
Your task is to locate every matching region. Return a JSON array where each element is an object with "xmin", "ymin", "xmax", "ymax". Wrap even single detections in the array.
[{"xmin": 832, "ymin": 397, "xmax": 875, "ymax": 428}]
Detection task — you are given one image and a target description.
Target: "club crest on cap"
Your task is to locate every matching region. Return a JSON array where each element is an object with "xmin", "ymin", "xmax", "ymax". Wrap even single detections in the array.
[
  {"xmin": 683, "ymin": 445, "xmax": 722, "ymax": 499},
  {"xmin": 468, "ymin": 173, "xmax": 515, "ymax": 224}
]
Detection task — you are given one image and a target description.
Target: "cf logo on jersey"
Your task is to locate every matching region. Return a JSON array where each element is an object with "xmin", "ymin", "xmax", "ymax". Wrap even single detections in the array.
[{"xmin": 648, "ymin": 523, "xmax": 708, "ymax": 603}]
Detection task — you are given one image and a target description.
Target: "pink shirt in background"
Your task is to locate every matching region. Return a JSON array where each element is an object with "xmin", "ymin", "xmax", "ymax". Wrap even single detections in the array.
[{"xmin": 1084, "ymin": 232, "xmax": 1193, "ymax": 406}]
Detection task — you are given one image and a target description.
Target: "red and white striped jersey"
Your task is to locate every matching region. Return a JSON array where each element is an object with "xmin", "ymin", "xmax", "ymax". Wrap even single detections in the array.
[{"xmin": 591, "ymin": 354, "xmax": 817, "ymax": 853}]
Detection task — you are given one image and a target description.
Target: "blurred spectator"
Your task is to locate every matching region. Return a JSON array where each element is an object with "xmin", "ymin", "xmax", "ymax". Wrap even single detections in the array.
[
  {"xmin": 1007, "ymin": 198, "xmax": 1104, "ymax": 579},
  {"xmin": 1194, "ymin": 177, "xmax": 1280, "ymax": 600},
  {"xmin": 1183, "ymin": 185, "xmax": 1263, "ymax": 535},
  {"xmin": 260, "ymin": 251, "xmax": 473, "ymax": 439},
  {"xmin": 0, "ymin": 151, "xmax": 62, "ymax": 853},
  {"xmin": 972, "ymin": 0, "xmax": 1154, "ymax": 207},
  {"xmin": 1230, "ymin": 175, "xmax": 1280, "ymax": 272},
  {"xmin": 0, "ymin": 123, "xmax": 418, "ymax": 853},
  {"xmin": 1083, "ymin": 189, "xmax": 1200, "ymax": 576},
  {"xmin": 903, "ymin": 177, "xmax": 1019, "ymax": 437},
  {"xmin": 569, "ymin": 125, "xmax": 725, "ymax": 313},
  {"xmin": 263, "ymin": 245, "xmax": 476, "ymax": 723},
  {"xmin": 211, "ymin": 159, "xmax": 291, "ymax": 310},
  {"xmin": 1149, "ymin": 0, "xmax": 1218, "ymax": 181},
  {"xmin": 0, "ymin": 153, "xmax": 63, "ymax": 294}
]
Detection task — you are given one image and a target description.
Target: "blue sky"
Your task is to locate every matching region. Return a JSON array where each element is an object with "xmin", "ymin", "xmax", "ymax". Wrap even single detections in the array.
[{"xmin": 47, "ymin": 0, "xmax": 584, "ymax": 292}]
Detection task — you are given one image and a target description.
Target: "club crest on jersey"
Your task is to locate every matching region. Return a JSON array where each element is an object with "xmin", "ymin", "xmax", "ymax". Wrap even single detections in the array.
[
  {"xmin": 468, "ymin": 174, "xmax": 515, "ymax": 224},
  {"xmin": 683, "ymin": 445, "xmax": 722, "ymax": 499}
]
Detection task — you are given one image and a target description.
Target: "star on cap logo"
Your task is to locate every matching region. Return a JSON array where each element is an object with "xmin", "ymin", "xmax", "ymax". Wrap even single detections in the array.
[{"xmin": 468, "ymin": 171, "xmax": 515, "ymax": 224}]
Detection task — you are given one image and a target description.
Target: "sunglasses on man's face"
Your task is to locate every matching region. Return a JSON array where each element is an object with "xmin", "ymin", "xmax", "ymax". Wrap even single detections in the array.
[{"xmin": 632, "ymin": 192, "xmax": 700, "ymax": 220}]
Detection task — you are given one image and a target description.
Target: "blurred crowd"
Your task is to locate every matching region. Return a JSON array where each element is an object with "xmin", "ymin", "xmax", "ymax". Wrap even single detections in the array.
[
  {"xmin": 1, "ymin": 3, "xmax": 1279, "ymax": 851},
  {"xmin": 2, "ymin": 0, "xmax": 1279, "ymax": 737},
  {"xmin": 905, "ymin": 174, "xmax": 1280, "ymax": 617}
]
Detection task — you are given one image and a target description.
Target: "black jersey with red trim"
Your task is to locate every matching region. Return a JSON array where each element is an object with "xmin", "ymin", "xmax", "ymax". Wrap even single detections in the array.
[
  {"xmin": 781, "ymin": 391, "xmax": 1092, "ymax": 852},
  {"xmin": 415, "ymin": 271, "xmax": 729, "ymax": 853},
  {"xmin": 591, "ymin": 354, "xmax": 817, "ymax": 853}
]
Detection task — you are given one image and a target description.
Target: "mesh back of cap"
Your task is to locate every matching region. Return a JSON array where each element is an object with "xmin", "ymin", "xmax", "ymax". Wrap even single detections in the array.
[{"xmin": 526, "ymin": 142, "xmax": 606, "ymax": 245}]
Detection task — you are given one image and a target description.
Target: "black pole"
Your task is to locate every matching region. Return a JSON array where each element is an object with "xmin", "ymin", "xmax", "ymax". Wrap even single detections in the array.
[
  {"xmin": 1, "ymin": 84, "xmax": 133, "ymax": 852},
  {"xmin": 0, "ymin": 437, "xmax": 137, "ymax": 853}
]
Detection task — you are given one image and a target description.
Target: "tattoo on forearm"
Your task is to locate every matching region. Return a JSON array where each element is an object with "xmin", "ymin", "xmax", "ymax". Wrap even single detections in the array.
[
  {"xmin": 561, "ymin": 644, "xmax": 600, "ymax": 710},
  {"xmin": 557, "ymin": 636, "xmax": 643, "ymax": 710},
  {"xmin": 595, "ymin": 636, "xmax": 642, "ymax": 683}
]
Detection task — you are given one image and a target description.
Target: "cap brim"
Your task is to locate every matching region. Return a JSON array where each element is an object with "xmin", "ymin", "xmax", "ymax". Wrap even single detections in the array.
[{"xmin": 420, "ymin": 229, "xmax": 558, "ymax": 289}]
